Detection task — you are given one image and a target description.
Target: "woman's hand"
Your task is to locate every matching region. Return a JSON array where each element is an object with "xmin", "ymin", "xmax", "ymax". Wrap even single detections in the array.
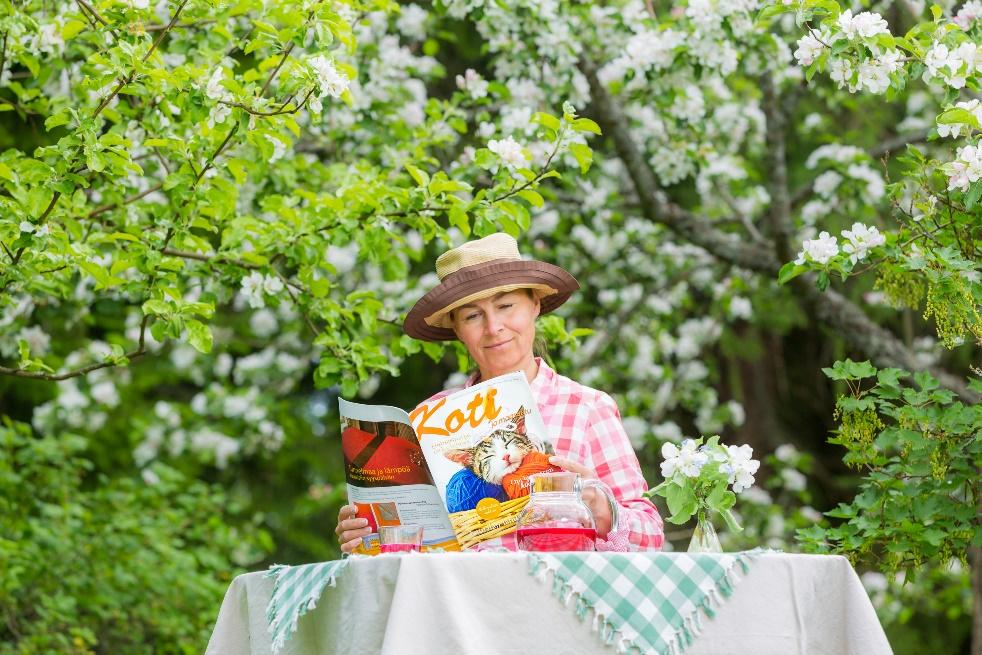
[
  {"xmin": 335, "ymin": 504, "xmax": 372, "ymax": 554},
  {"xmin": 548, "ymin": 456, "xmax": 613, "ymax": 538}
]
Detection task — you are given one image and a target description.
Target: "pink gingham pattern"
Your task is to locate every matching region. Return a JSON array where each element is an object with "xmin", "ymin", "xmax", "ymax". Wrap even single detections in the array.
[{"xmin": 420, "ymin": 358, "xmax": 664, "ymax": 551}]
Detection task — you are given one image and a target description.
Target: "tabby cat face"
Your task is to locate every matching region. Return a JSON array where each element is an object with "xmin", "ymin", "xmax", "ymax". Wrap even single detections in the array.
[{"xmin": 444, "ymin": 430, "xmax": 536, "ymax": 484}]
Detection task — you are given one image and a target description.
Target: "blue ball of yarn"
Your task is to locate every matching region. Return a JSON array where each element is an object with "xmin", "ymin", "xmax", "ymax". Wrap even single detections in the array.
[{"xmin": 445, "ymin": 468, "xmax": 506, "ymax": 513}]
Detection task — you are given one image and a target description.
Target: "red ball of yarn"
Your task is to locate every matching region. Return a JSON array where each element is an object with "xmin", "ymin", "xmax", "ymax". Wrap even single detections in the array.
[{"xmin": 501, "ymin": 451, "xmax": 562, "ymax": 499}]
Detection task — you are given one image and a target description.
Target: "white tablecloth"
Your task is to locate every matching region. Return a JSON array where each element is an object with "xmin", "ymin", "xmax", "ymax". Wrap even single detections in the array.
[{"xmin": 205, "ymin": 552, "xmax": 892, "ymax": 655}]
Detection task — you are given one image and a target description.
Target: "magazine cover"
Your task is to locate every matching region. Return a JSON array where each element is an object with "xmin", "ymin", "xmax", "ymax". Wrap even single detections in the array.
[
  {"xmin": 338, "ymin": 399, "xmax": 460, "ymax": 554},
  {"xmin": 407, "ymin": 372, "xmax": 559, "ymax": 549}
]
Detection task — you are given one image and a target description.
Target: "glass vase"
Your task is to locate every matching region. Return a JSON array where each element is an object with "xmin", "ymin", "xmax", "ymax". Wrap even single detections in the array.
[{"xmin": 688, "ymin": 512, "xmax": 722, "ymax": 553}]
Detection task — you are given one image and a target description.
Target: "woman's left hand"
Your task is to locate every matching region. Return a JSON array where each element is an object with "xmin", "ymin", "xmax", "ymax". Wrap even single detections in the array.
[{"xmin": 548, "ymin": 456, "xmax": 613, "ymax": 538}]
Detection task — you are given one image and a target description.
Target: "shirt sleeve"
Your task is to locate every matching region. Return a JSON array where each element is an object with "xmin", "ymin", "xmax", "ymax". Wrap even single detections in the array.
[{"xmin": 582, "ymin": 392, "xmax": 665, "ymax": 550}]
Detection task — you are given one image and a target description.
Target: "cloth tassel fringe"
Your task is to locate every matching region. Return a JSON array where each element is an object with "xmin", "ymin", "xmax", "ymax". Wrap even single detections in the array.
[{"xmin": 265, "ymin": 563, "xmax": 344, "ymax": 655}]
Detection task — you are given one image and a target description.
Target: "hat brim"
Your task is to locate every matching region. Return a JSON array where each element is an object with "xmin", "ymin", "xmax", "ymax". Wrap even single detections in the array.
[{"xmin": 403, "ymin": 259, "xmax": 579, "ymax": 342}]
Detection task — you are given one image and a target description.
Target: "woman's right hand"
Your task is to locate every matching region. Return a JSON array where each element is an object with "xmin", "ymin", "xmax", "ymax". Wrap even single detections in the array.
[{"xmin": 335, "ymin": 504, "xmax": 372, "ymax": 554}]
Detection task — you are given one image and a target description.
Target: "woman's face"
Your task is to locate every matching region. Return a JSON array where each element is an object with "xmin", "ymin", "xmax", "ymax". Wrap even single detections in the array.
[{"xmin": 451, "ymin": 289, "xmax": 540, "ymax": 379}]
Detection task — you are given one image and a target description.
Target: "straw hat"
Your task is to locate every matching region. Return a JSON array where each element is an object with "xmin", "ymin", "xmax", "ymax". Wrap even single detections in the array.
[{"xmin": 403, "ymin": 233, "xmax": 579, "ymax": 342}]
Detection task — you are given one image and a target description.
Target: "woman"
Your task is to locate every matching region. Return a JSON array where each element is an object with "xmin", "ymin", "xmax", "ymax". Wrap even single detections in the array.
[{"xmin": 336, "ymin": 233, "xmax": 664, "ymax": 552}]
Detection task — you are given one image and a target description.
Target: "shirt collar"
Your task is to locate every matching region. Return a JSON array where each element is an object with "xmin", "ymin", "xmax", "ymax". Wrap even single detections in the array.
[{"xmin": 464, "ymin": 357, "xmax": 553, "ymax": 394}]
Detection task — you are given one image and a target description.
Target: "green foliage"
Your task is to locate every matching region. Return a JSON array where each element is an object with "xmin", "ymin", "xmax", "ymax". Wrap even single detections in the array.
[
  {"xmin": 798, "ymin": 362, "xmax": 982, "ymax": 573},
  {"xmin": 0, "ymin": 419, "xmax": 262, "ymax": 654}
]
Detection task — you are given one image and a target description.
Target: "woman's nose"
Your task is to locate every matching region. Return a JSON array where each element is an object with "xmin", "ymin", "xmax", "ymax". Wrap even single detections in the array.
[{"xmin": 484, "ymin": 312, "xmax": 503, "ymax": 334}]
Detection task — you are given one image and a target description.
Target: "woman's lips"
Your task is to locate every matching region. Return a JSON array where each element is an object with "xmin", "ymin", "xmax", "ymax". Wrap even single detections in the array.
[{"xmin": 485, "ymin": 339, "xmax": 512, "ymax": 350}]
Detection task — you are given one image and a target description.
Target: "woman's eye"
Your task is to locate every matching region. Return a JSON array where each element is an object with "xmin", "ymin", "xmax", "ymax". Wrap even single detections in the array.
[
  {"xmin": 465, "ymin": 313, "xmax": 480, "ymax": 321},
  {"xmin": 498, "ymin": 304, "xmax": 513, "ymax": 310}
]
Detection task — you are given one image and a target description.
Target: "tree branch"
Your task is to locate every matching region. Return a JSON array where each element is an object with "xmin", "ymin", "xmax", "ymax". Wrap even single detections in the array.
[
  {"xmin": 88, "ymin": 182, "xmax": 164, "ymax": 218},
  {"xmin": 760, "ymin": 73, "xmax": 794, "ymax": 263},
  {"xmin": 804, "ymin": 283, "xmax": 977, "ymax": 401},
  {"xmin": 581, "ymin": 57, "xmax": 978, "ymax": 403},
  {"xmin": 580, "ymin": 59, "xmax": 781, "ymax": 272},
  {"xmin": 0, "ymin": 315, "xmax": 150, "ymax": 381}
]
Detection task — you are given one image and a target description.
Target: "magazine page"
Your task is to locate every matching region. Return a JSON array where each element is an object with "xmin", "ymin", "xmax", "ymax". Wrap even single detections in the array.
[
  {"xmin": 338, "ymin": 399, "xmax": 460, "ymax": 554},
  {"xmin": 408, "ymin": 372, "xmax": 558, "ymax": 549}
]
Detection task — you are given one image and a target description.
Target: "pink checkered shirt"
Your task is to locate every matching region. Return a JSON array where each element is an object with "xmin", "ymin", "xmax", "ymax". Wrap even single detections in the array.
[{"xmin": 419, "ymin": 358, "xmax": 664, "ymax": 551}]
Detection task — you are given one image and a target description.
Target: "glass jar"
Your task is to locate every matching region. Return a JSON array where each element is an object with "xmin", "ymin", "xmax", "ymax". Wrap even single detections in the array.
[{"xmin": 515, "ymin": 471, "xmax": 602, "ymax": 552}]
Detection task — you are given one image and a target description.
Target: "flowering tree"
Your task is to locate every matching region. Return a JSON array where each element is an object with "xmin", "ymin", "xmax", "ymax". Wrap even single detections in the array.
[{"xmin": 1, "ymin": 0, "xmax": 980, "ymax": 651}]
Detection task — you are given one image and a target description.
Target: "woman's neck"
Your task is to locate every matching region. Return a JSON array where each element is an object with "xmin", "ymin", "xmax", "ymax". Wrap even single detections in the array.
[{"xmin": 478, "ymin": 356, "xmax": 539, "ymax": 385}]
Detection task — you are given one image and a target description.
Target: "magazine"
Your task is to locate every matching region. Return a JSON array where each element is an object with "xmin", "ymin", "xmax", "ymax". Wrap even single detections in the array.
[{"xmin": 339, "ymin": 372, "xmax": 557, "ymax": 553}]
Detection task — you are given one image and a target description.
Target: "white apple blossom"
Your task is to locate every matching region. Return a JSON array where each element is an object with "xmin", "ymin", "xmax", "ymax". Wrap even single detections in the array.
[
  {"xmin": 841, "ymin": 222, "xmax": 886, "ymax": 264},
  {"xmin": 813, "ymin": 171, "xmax": 842, "ymax": 197},
  {"xmin": 250, "ymin": 309, "xmax": 279, "ymax": 337},
  {"xmin": 265, "ymin": 136, "xmax": 287, "ymax": 163},
  {"xmin": 955, "ymin": 1, "xmax": 982, "ymax": 29},
  {"xmin": 621, "ymin": 415, "xmax": 648, "ymax": 449},
  {"xmin": 945, "ymin": 142, "xmax": 982, "ymax": 191},
  {"xmin": 794, "ymin": 231, "xmax": 839, "ymax": 265},
  {"xmin": 721, "ymin": 443, "xmax": 760, "ymax": 493},
  {"xmin": 455, "ymin": 68, "xmax": 489, "ymax": 100},
  {"xmin": 829, "ymin": 58, "xmax": 854, "ymax": 90},
  {"xmin": 90, "ymin": 380, "xmax": 120, "ymax": 407},
  {"xmin": 726, "ymin": 400, "xmax": 746, "ymax": 427},
  {"xmin": 396, "ymin": 4, "xmax": 428, "ymax": 40},
  {"xmin": 781, "ymin": 468, "xmax": 808, "ymax": 491},
  {"xmin": 19, "ymin": 221, "xmax": 34, "ymax": 233},
  {"xmin": 661, "ymin": 439, "xmax": 710, "ymax": 478},
  {"xmin": 240, "ymin": 272, "xmax": 266, "ymax": 309},
  {"xmin": 208, "ymin": 103, "xmax": 231, "ymax": 128},
  {"xmin": 793, "ymin": 32, "xmax": 825, "ymax": 67},
  {"xmin": 487, "ymin": 136, "xmax": 529, "ymax": 170},
  {"xmin": 17, "ymin": 325, "xmax": 51, "ymax": 355},
  {"xmin": 774, "ymin": 444, "xmax": 799, "ymax": 463},
  {"xmin": 308, "ymin": 55, "xmax": 349, "ymax": 98},
  {"xmin": 623, "ymin": 29, "xmax": 683, "ymax": 72},
  {"xmin": 651, "ymin": 421, "xmax": 683, "ymax": 443},
  {"xmin": 837, "ymin": 10, "xmax": 890, "ymax": 40},
  {"xmin": 191, "ymin": 428, "xmax": 239, "ymax": 469},
  {"xmin": 728, "ymin": 296, "xmax": 753, "ymax": 320},
  {"xmin": 34, "ymin": 23, "xmax": 64, "ymax": 56},
  {"xmin": 205, "ymin": 68, "xmax": 226, "ymax": 101}
]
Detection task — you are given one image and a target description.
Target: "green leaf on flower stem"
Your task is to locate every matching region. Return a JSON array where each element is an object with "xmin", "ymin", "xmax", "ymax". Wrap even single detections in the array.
[
  {"xmin": 964, "ymin": 182, "xmax": 982, "ymax": 210},
  {"xmin": 533, "ymin": 112, "xmax": 561, "ymax": 131},
  {"xmin": 570, "ymin": 117, "xmax": 601, "ymax": 135},
  {"xmin": 142, "ymin": 299, "xmax": 171, "ymax": 316},
  {"xmin": 937, "ymin": 107, "xmax": 981, "ymax": 129},
  {"xmin": 664, "ymin": 482, "xmax": 698, "ymax": 525},
  {"xmin": 706, "ymin": 485, "xmax": 736, "ymax": 515},
  {"xmin": 517, "ymin": 189, "xmax": 544, "ymax": 207},
  {"xmin": 449, "ymin": 204, "xmax": 470, "ymax": 236},
  {"xmin": 45, "ymin": 111, "xmax": 71, "ymax": 131},
  {"xmin": 568, "ymin": 143, "xmax": 592, "ymax": 174},
  {"xmin": 816, "ymin": 270, "xmax": 830, "ymax": 291},
  {"xmin": 185, "ymin": 319, "xmax": 213, "ymax": 354}
]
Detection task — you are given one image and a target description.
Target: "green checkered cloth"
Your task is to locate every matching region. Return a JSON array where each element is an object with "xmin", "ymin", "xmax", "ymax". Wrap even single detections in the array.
[
  {"xmin": 265, "ymin": 559, "xmax": 350, "ymax": 654},
  {"xmin": 527, "ymin": 551, "xmax": 758, "ymax": 655}
]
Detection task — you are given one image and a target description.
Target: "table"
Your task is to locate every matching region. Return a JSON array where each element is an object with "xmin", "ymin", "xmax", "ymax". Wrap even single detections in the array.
[{"xmin": 206, "ymin": 552, "xmax": 893, "ymax": 655}]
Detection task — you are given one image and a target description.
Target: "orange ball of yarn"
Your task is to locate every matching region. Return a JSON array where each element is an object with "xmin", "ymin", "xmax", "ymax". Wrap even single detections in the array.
[{"xmin": 501, "ymin": 451, "xmax": 562, "ymax": 499}]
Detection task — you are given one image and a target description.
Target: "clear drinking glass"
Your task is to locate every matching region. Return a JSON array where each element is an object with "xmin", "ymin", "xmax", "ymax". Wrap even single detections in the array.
[
  {"xmin": 378, "ymin": 524, "xmax": 424, "ymax": 553},
  {"xmin": 515, "ymin": 471, "xmax": 599, "ymax": 552}
]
